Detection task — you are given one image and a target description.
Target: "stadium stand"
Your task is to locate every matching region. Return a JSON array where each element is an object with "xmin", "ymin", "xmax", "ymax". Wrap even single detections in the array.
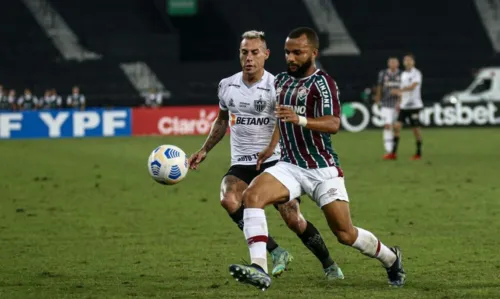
[{"xmin": 1, "ymin": 0, "xmax": 499, "ymax": 107}]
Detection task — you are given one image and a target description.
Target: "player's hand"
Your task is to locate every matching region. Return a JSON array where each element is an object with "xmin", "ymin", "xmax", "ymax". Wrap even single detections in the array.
[
  {"xmin": 275, "ymin": 105, "xmax": 299, "ymax": 124},
  {"xmin": 256, "ymin": 146, "xmax": 274, "ymax": 171},
  {"xmin": 188, "ymin": 149, "xmax": 207, "ymax": 170}
]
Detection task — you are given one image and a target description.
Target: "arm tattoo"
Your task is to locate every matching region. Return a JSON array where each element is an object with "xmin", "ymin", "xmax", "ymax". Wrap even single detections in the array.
[{"xmin": 202, "ymin": 118, "xmax": 228, "ymax": 153}]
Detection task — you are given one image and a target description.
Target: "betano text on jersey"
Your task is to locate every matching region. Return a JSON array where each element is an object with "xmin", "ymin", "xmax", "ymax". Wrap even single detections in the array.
[{"xmin": 218, "ymin": 70, "xmax": 281, "ymax": 166}]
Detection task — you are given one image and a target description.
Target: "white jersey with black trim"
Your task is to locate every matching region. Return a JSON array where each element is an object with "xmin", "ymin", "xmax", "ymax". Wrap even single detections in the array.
[
  {"xmin": 400, "ymin": 67, "xmax": 423, "ymax": 110},
  {"xmin": 218, "ymin": 70, "xmax": 280, "ymax": 166}
]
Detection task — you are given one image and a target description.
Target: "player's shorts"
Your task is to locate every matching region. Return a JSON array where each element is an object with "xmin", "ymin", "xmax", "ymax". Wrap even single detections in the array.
[
  {"xmin": 223, "ymin": 160, "xmax": 302, "ymax": 207},
  {"xmin": 223, "ymin": 160, "xmax": 278, "ymax": 185},
  {"xmin": 380, "ymin": 107, "xmax": 397, "ymax": 125},
  {"xmin": 397, "ymin": 108, "xmax": 422, "ymax": 127},
  {"xmin": 264, "ymin": 161, "xmax": 349, "ymax": 208}
]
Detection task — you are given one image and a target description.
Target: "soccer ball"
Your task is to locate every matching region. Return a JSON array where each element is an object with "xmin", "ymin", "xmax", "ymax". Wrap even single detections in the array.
[{"xmin": 147, "ymin": 144, "xmax": 189, "ymax": 185}]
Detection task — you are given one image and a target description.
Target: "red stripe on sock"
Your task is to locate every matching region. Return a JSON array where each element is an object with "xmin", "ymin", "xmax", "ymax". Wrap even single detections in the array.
[
  {"xmin": 247, "ymin": 235, "xmax": 268, "ymax": 246},
  {"xmin": 375, "ymin": 240, "xmax": 381, "ymax": 257}
]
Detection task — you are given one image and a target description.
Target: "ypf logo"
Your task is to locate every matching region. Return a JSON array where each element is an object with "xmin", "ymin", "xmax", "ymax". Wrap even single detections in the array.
[{"xmin": 341, "ymin": 102, "xmax": 370, "ymax": 132}]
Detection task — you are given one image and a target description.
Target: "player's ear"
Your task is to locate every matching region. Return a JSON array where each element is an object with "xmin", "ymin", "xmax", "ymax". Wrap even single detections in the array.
[
  {"xmin": 312, "ymin": 48, "xmax": 319, "ymax": 59},
  {"xmin": 265, "ymin": 48, "xmax": 270, "ymax": 60}
]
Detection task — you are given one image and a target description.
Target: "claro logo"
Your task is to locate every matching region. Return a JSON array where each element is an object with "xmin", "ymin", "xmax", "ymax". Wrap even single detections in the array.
[{"xmin": 157, "ymin": 109, "xmax": 217, "ymax": 135}]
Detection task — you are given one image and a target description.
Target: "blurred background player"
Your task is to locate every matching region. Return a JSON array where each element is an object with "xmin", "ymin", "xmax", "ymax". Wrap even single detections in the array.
[
  {"xmin": 375, "ymin": 57, "xmax": 401, "ymax": 159},
  {"xmin": 17, "ymin": 88, "xmax": 39, "ymax": 111},
  {"xmin": 67, "ymin": 86, "xmax": 86, "ymax": 110},
  {"xmin": 229, "ymin": 27, "xmax": 405, "ymax": 291},
  {"xmin": 189, "ymin": 30, "xmax": 342, "ymax": 280},
  {"xmin": 144, "ymin": 88, "xmax": 163, "ymax": 108},
  {"xmin": 390, "ymin": 53, "xmax": 423, "ymax": 160},
  {"xmin": 43, "ymin": 88, "xmax": 63, "ymax": 109}
]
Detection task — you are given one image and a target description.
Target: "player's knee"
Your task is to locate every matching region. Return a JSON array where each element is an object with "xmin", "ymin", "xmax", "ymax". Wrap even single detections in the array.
[
  {"xmin": 242, "ymin": 187, "xmax": 265, "ymax": 209},
  {"xmin": 384, "ymin": 124, "xmax": 392, "ymax": 130},
  {"xmin": 334, "ymin": 227, "xmax": 357, "ymax": 246},
  {"xmin": 220, "ymin": 191, "xmax": 241, "ymax": 214}
]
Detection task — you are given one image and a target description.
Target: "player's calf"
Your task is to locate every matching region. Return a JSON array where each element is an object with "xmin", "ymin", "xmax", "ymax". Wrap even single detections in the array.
[
  {"xmin": 277, "ymin": 200, "xmax": 340, "ymax": 274},
  {"xmin": 277, "ymin": 200, "xmax": 307, "ymax": 234},
  {"xmin": 322, "ymin": 200, "xmax": 405, "ymax": 286}
]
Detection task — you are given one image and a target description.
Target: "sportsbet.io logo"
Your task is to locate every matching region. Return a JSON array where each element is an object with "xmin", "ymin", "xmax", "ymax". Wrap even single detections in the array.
[{"xmin": 341, "ymin": 102, "xmax": 370, "ymax": 132}]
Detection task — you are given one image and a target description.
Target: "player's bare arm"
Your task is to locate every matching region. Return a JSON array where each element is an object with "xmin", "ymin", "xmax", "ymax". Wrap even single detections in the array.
[
  {"xmin": 256, "ymin": 123, "xmax": 280, "ymax": 170},
  {"xmin": 391, "ymin": 82, "xmax": 418, "ymax": 95},
  {"xmin": 188, "ymin": 109, "xmax": 229, "ymax": 169},
  {"xmin": 275, "ymin": 105, "xmax": 340, "ymax": 134},
  {"xmin": 375, "ymin": 84, "xmax": 382, "ymax": 104}
]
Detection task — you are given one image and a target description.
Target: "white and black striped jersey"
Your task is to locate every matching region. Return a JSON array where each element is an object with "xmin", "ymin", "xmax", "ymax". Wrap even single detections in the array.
[{"xmin": 377, "ymin": 69, "xmax": 401, "ymax": 108}]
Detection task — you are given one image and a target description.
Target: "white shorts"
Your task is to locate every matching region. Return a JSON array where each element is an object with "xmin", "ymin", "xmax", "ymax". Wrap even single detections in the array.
[
  {"xmin": 264, "ymin": 161, "xmax": 349, "ymax": 208},
  {"xmin": 381, "ymin": 107, "xmax": 397, "ymax": 125}
]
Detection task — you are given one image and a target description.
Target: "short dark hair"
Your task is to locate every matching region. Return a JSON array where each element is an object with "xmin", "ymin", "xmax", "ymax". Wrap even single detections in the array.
[
  {"xmin": 287, "ymin": 27, "xmax": 319, "ymax": 49},
  {"xmin": 404, "ymin": 53, "xmax": 415, "ymax": 60}
]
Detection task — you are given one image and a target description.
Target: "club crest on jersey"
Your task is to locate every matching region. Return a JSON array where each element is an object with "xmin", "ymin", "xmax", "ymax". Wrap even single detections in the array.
[
  {"xmin": 254, "ymin": 96, "xmax": 267, "ymax": 113},
  {"xmin": 228, "ymin": 98, "xmax": 235, "ymax": 107},
  {"xmin": 297, "ymin": 86, "xmax": 310, "ymax": 102}
]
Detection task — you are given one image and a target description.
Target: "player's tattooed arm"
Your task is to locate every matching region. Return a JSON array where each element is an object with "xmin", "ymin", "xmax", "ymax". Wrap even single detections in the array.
[{"xmin": 201, "ymin": 109, "xmax": 229, "ymax": 153}]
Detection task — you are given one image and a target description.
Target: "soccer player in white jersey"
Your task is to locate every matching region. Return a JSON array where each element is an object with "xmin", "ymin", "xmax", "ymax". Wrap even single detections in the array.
[
  {"xmin": 228, "ymin": 27, "xmax": 406, "ymax": 291},
  {"xmin": 389, "ymin": 53, "xmax": 423, "ymax": 160},
  {"xmin": 189, "ymin": 31, "xmax": 343, "ymax": 280}
]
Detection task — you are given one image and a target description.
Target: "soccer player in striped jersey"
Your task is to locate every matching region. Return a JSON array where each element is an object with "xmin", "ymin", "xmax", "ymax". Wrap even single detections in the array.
[
  {"xmin": 375, "ymin": 57, "xmax": 401, "ymax": 158},
  {"xmin": 229, "ymin": 27, "xmax": 406, "ymax": 291},
  {"xmin": 189, "ymin": 30, "xmax": 343, "ymax": 280}
]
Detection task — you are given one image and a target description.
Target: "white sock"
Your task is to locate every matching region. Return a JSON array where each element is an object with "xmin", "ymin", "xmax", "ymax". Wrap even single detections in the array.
[
  {"xmin": 383, "ymin": 129, "xmax": 393, "ymax": 153},
  {"xmin": 352, "ymin": 227, "xmax": 396, "ymax": 268},
  {"xmin": 243, "ymin": 208, "xmax": 269, "ymax": 273}
]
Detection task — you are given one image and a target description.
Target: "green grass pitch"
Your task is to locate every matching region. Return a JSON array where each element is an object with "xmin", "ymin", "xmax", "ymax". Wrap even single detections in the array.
[{"xmin": 1, "ymin": 128, "xmax": 499, "ymax": 299}]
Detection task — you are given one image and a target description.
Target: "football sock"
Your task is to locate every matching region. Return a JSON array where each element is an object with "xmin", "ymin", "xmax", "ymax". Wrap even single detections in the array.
[
  {"xmin": 383, "ymin": 129, "xmax": 394, "ymax": 153},
  {"xmin": 352, "ymin": 227, "xmax": 396, "ymax": 268},
  {"xmin": 416, "ymin": 140, "xmax": 422, "ymax": 156},
  {"xmin": 229, "ymin": 205, "xmax": 278, "ymax": 253},
  {"xmin": 243, "ymin": 208, "xmax": 269, "ymax": 273},
  {"xmin": 297, "ymin": 221, "xmax": 334, "ymax": 269},
  {"xmin": 392, "ymin": 136, "xmax": 400, "ymax": 154}
]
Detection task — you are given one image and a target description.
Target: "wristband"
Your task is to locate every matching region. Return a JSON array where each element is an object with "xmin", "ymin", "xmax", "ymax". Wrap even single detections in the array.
[{"xmin": 298, "ymin": 116, "xmax": 308, "ymax": 127}]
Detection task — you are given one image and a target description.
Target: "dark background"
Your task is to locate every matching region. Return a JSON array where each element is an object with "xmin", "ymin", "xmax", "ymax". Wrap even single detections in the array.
[{"xmin": 1, "ymin": 0, "xmax": 499, "ymax": 107}]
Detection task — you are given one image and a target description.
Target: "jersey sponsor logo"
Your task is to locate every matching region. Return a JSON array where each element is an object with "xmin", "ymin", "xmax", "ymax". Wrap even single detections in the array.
[
  {"xmin": 317, "ymin": 80, "xmax": 331, "ymax": 108},
  {"xmin": 237, "ymin": 153, "xmax": 259, "ymax": 162},
  {"xmin": 297, "ymin": 86, "xmax": 310, "ymax": 102},
  {"xmin": 230, "ymin": 115, "xmax": 271, "ymax": 126},
  {"xmin": 283, "ymin": 105, "xmax": 306, "ymax": 115},
  {"xmin": 384, "ymin": 81, "xmax": 400, "ymax": 87},
  {"xmin": 254, "ymin": 96, "xmax": 267, "ymax": 113}
]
